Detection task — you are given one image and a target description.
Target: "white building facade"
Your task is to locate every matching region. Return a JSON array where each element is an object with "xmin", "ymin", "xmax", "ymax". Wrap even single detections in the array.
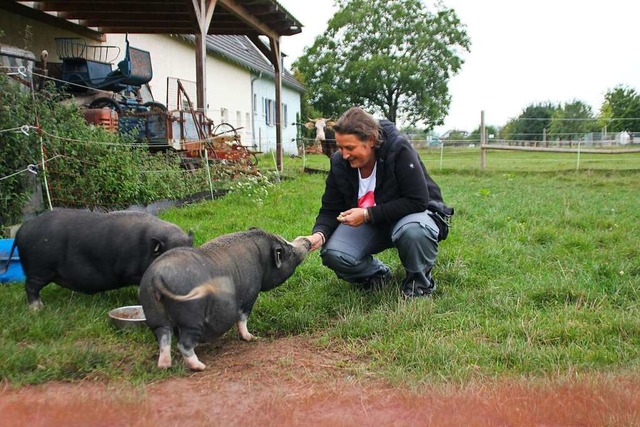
[{"xmin": 1, "ymin": 10, "xmax": 305, "ymax": 155}]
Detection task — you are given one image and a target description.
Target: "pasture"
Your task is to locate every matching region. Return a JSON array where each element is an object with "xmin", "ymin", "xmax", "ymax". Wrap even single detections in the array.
[{"xmin": 1, "ymin": 148, "xmax": 639, "ymax": 388}]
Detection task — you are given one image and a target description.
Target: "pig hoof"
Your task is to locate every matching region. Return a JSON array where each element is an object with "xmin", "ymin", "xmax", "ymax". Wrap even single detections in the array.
[
  {"xmin": 158, "ymin": 347, "xmax": 172, "ymax": 368},
  {"xmin": 29, "ymin": 300, "xmax": 44, "ymax": 311},
  {"xmin": 184, "ymin": 355, "xmax": 206, "ymax": 371},
  {"xmin": 158, "ymin": 359, "xmax": 172, "ymax": 369},
  {"xmin": 240, "ymin": 332, "xmax": 255, "ymax": 342}
]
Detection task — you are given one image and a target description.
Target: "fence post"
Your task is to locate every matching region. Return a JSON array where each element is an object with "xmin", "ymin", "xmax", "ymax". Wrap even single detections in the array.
[
  {"xmin": 40, "ymin": 139, "xmax": 53, "ymax": 210},
  {"xmin": 480, "ymin": 110, "xmax": 486, "ymax": 170},
  {"xmin": 203, "ymin": 146, "xmax": 215, "ymax": 200},
  {"xmin": 576, "ymin": 139, "xmax": 581, "ymax": 171}
]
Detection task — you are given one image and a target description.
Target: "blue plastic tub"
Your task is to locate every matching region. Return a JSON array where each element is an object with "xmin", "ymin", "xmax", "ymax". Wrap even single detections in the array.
[{"xmin": 0, "ymin": 239, "xmax": 25, "ymax": 283}]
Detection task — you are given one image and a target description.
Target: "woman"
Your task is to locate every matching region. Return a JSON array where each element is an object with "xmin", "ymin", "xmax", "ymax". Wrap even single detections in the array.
[{"xmin": 305, "ymin": 107, "xmax": 453, "ymax": 298}]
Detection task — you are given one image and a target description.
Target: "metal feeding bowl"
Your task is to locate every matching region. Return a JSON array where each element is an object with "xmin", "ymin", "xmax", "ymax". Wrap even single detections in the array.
[{"xmin": 108, "ymin": 305, "xmax": 146, "ymax": 329}]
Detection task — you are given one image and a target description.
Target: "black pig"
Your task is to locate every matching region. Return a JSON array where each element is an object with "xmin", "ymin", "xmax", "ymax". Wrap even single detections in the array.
[
  {"xmin": 9, "ymin": 209, "xmax": 193, "ymax": 309},
  {"xmin": 139, "ymin": 228, "xmax": 311, "ymax": 371}
]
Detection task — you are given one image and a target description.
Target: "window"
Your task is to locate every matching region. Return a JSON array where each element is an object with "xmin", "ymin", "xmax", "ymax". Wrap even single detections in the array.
[
  {"xmin": 265, "ymin": 99, "xmax": 276, "ymax": 126},
  {"xmin": 270, "ymin": 100, "xmax": 275, "ymax": 125},
  {"xmin": 236, "ymin": 111, "xmax": 242, "ymax": 128},
  {"xmin": 221, "ymin": 108, "xmax": 228, "ymax": 123},
  {"xmin": 283, "ymin": 104, "xmax": 288, "ymax": 128},
  {"xmin": 262, "ymin": 97, "xmax": 267, "ymax": 124}
]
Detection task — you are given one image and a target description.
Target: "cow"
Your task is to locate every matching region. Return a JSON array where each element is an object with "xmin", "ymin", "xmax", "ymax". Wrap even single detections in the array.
[
  {"xmin": 138, "ymin": 228, "xmax": 311, "ymax": 371},
  {"xmin": 6, "ymin": 209, "xmax": 194, "ymax": 309},
  {"xmin": 305, "ymin": 117, "xmax": 337, "ymax": 157}
]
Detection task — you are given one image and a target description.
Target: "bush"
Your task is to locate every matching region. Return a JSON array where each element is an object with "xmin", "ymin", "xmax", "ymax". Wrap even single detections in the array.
[
  {"xmin": 0, "ymin": 74, "xmax": 41, "ymax": 226},
  {"xmin": 0, "ymin": 75, "xmax": 228, "ymax": 229}
]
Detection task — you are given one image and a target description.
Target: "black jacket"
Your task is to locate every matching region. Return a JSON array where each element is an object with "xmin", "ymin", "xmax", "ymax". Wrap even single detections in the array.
[{"xmin": 312, "ymin": 120, "xmax": 449, "ymax": 240}]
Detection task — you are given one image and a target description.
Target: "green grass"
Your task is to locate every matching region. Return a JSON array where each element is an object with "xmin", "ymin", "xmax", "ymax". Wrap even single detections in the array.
[{"xmin": 1, "ymin": 149, "xmax": 639, "ymax": 387}]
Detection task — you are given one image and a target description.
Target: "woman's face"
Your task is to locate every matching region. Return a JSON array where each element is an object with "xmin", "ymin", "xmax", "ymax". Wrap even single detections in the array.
[{"xmin": 335, "ymin": 132, "xmax": 376, "ymax": 170}]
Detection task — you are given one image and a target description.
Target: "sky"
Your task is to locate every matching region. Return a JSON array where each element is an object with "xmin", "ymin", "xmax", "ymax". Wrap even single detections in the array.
[{"xmin": 277, "ymin": 0, "xmax": 640, "ymax": 134}]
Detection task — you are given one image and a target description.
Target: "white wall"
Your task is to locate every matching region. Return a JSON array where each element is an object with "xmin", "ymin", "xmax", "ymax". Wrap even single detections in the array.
[
  {"xmin": 253, "ymin": 77, "xmax": 301, "ymax": 155},
  {"xmin": 106, "ymin": 34, "xmax": 254, "ymax": 144},
  {"xmin": 106, "ymin": 33, "xmax": 302, "ymax": 155}
]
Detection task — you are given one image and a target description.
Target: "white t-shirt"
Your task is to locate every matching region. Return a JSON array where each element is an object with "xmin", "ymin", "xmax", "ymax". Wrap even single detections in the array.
[{"xmin": 358, "ymin": 162, "xmax": 377, "ymax": 208}]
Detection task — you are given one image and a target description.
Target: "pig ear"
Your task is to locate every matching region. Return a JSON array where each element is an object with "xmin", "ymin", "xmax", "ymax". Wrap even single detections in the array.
[
  {"xmin": 273, "ymin": 247, "xmax": 283, "ymax": 268},
  {"xmin": 152, "ymin": 237, "xmax": 164, "ymax": 255}
]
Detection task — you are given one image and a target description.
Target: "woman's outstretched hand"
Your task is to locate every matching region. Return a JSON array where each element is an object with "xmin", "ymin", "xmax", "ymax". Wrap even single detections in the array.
[{"xmin": 304, "ymin": 232, "xmax": 325, "ymax": 251}]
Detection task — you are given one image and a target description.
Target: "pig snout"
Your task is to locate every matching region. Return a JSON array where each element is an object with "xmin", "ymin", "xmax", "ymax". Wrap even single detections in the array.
[{"xmin": 291, "ymin": 236, "xmax": 312, "ymax": 261}]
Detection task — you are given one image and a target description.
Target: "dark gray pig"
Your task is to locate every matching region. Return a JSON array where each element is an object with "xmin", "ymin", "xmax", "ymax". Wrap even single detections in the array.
[
  {"xmin": 139, "ymin": 228, "xmax": 311, "ymax": 371},
  {"xmin": 11, "ymin": 209, "xmax": 193, "ymax": 309}
]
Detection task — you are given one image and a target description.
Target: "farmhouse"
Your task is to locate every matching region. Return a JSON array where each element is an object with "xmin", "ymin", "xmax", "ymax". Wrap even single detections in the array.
[{"xmin": 0, "ymin": 1, "xmax": 305, "ymax": 155}]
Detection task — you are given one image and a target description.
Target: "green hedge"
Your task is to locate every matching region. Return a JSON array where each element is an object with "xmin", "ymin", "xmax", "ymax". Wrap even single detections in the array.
[{"xmin": 0, "ymin": 75, "xmax": 234, "ymax": 231}]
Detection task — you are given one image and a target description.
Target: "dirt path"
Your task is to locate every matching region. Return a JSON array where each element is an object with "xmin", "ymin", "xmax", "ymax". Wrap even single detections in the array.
[{"xmin": 2, "ymin": 336, "xmax": 640, "ymax": 426}]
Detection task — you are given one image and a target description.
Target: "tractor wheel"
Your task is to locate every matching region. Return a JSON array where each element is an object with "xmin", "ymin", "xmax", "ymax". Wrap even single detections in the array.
[{"xmin": 143, "ymin": 101, "xmax": 167, "ymax": 113}]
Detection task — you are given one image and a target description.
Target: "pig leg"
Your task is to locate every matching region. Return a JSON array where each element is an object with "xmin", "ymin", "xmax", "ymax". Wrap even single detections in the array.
[
  {"xmin": 179, "ymin": 347, "xmax": 205, "ymax": 371},
  {"xmin": 237, "ymin": 312, "xmax": 254, "ymax": 341},
  {"xmin": 153, "ymin": 326, "xmax": 173, "ymax": 369},
  {"xmin": 25, "ymin": 278, "xmax": 48, "ymax": 310},
  {"xmin": 177, "ymin": 328, "xmax": 205, "ymax": 371}
]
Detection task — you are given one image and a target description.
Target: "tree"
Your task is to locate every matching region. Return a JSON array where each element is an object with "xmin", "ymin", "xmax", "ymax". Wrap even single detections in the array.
[
  {"xmin": 293, "ymin": 0, "xmax": 470, "ymax": 128},
  {"xmin": 292, "ymin": 69, "xmax": 321, "ymax": 124},
  {"xmin": 599, "ymin": 85, "xmax": 640, "ymax": 132},
  {"xmin": 442, "ymin": 129, "xmax": 468, "ymax": 141},
  {"xmin": 502, "ymin": 103, "xmax": 559, "ymax": 142},
  {"xmin": 548, "ymin": 100, "xmax": 596, "ymax": 141},
  {"xmin": 468, "ymin": 125, "xmax": 499, "ymax": 142}
]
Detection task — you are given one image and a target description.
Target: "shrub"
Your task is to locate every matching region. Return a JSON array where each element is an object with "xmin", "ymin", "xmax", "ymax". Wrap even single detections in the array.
[
  {"xmin": 0, "ymin": 75, "xmax": 230, "ymax": 230},
  {"xmin": 0, "ymin": 73, "xmax": 40, "ymax": 226}
]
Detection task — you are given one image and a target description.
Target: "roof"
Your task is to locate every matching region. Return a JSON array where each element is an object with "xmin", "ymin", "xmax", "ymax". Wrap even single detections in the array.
[
  {"xmin": 195, "ymin": 35, "xmax": 306, "ymax": 93},
  {"xmin": 1, "ymin": 0, "xmax": 303, "ymax": 40}
]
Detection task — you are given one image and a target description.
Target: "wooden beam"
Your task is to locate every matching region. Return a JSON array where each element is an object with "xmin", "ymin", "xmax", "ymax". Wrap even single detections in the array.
[
  {"xmin": 249, "ymin": 34, "xmax": 284, "ymax": 171},
  {"xmin": 217, "ymin": 0, "xmax": 278, "ymax": 39},
  {"xmin": 31, "ymin": 1, "xmax": 186, "ymax": 17},
  {"xmin": 193, "ymin": 0, "xmax": 218, "ymax": 112},
  {"xmin": 270, "ymin": 36, "xmax": 283, "ymax": 172},
  {"xmin": 97, "ymin": 27, "xmax": 260, "ymax": 35},
  {"xmin": 0, "ymin": 1, "xmax": 104, "ymax": 41},
  {"xmin": 484, "ymin": 145, "xmax": 640, "ymax": 154},
  {"xmin": 248, "ymin": 34, "xmax": 273, "ymax": 63},
  {"xmin": 76, "ymin": 18, "xmax": 192, "ymax": 26},
  {"xmin": 58, "ymin": 10, "xmax": 190, "ymax": 18}
]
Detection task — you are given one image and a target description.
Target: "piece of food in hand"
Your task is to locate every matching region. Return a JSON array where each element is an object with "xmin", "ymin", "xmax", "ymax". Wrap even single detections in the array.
[{"xmin": 337, "ymin": 214, "xmax": 346, "ymax": 222}]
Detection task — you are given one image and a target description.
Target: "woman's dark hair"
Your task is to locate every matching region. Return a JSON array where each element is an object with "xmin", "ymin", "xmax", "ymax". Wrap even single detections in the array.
[{"xmin": 333, "ymin": 107, "xmax": 381, "ymax": 147}]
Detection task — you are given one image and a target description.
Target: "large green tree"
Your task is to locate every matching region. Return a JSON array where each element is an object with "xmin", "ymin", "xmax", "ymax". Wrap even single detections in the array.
[
  {"xmin": 502, "ymin": 103, "xmax": 559, "ymax": 142},
  {"xmin": 599, "ymin": 85, "xmax": 640, "ymax": 132},
  {"xmin": 548, "ymin": 100, "xmax": 597, "ymax": 141},
  {"xmin": 293, "ymin": 0, "xmax": 470, "ymax": 127}
]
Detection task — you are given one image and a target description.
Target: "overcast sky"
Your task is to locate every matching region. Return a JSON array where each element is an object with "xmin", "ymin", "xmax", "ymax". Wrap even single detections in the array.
[{"xmin": 277, "ymin": 0, "xmax": 640, "ymax": 134}]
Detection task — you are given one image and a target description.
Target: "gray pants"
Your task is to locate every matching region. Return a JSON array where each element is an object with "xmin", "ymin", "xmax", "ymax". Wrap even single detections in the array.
[{"xmin": 320, "ymin": 210, "xmax": 439, "ymax": 283}]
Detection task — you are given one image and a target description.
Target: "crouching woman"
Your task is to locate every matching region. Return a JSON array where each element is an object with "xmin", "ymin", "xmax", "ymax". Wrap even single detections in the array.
[{"xmin": 304, "ymin": 106, "xmax": 453, "ymax": 298}]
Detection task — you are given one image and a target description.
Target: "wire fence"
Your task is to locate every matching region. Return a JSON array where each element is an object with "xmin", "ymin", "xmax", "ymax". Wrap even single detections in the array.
[
  {"xmin": 295, "ymin": 132, "xmax": 640, "ymax": 172},
  {"xmin": 3, "ymin": 58, "xmax": 639, "ymax": 224},
  {"xmin": 414, "ymin": 144, "xmax": 640, "ymax": 172}
]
